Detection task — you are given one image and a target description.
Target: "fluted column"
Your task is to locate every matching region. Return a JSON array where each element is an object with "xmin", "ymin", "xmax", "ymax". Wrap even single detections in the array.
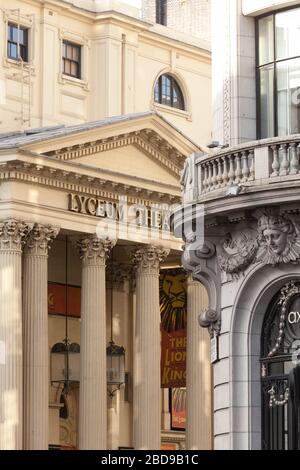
[
  {"xmin": 186, "ymin": 276, "xmax": 212, "ymax": 450},
  {"xmin": 77, "ymin": 236, "xmax": 116, "ymax": 450},
  {"xmin": 0, "ymin": 219, "xmax": 32, "ymax": 450},
  {"xmin": 132, "ymin": 246, "xmax": 169, "ymax": 450},
  {"xmin": 23, "ymin": 224, "xmax": 59, "ymax": 450}
]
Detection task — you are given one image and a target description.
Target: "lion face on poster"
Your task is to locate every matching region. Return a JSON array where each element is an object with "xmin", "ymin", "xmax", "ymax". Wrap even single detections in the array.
[{"xmin": 160, "ymin": 271, "xmax": 187, "ymax": 333}]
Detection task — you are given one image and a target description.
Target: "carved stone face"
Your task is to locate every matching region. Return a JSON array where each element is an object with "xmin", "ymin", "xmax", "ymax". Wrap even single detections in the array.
[{"xmin": 263, "ymin": 228, "xmax": 288, "ymax": 255}]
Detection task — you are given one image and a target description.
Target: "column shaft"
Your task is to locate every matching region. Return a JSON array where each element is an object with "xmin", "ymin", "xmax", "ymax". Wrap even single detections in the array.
[
  {"xmin": 23, "ymin": 224, "xmax": 58, "ymax": 450},
  {"xmin": 135, "ymin": 271, "xmax": 160, "ymax": 449},
  {"xmin": 0, "ymin": 219, "xmax": 31, "ymax": 450},
  {"xmin": 133, "ymin": 246, "xmax": 169, "ymax": 450},
  {"xmin": 186, "ymin": 277, "xmax": 212, "ymax": 450},
  {"xmin": 78, "ymin": 237, "xmax": 115, "ymax": 450},
  {"xmin": 80, "ymin": 262, "xmax": 106, "ymax": 449}
]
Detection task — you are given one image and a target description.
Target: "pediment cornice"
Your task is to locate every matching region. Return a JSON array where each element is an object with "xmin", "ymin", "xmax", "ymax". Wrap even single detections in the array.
[{"xmin": 44, "ymin": 129, "xmax": 185, "ymax": 177}]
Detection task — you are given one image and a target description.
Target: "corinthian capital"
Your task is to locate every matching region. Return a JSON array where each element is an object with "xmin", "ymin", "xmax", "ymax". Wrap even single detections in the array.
[
  {"xmin": 132, "ymin": 245, "xmax": 170, "ymax": 275},
  {"xmin": 77, "ymin": 236, "xmax": 116, "ymax": 266},
  {"xmin": 0, "ymin": 219, "xmax": 33, "ymax": 251},
  {"xmin": 24, "ymin": 224, "xmax": 60, "ymax": 256}
]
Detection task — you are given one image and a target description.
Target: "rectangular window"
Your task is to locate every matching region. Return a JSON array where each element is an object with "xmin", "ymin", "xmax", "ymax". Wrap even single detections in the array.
[
  {"xmin": 258, "ymin": 15, "xmax": 274, "ymax": 66},
  {"xmin": 156, "ymin": 0, "xmax": 167, "ymax": 26},
  {"xmin": 257, "ymin": 7, "xmax": 300, "ymax": 138},
  {"xmin": 259, "ymin": 65, "xmax": 275, "ymax": 139},
  {"xmin": 62, "ymin": 41, "xmax": 81, "ymax": 79},
  {"xmin": 277, "ymin": 58, "xmax": 300, "ymax": 136},
  {"xmin": 7, "ymin": 23, "xmax": 28, "ymax": 62}
]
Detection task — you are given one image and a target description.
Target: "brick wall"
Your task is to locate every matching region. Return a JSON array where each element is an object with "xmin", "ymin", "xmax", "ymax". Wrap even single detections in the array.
[{"xmin": 142, "ymin": 0, "xmax": 211, "ymax": 42}]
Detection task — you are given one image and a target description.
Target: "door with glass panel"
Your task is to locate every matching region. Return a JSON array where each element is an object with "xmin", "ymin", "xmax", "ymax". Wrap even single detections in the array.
[{"xmin": 261, "ymin": 281, "xmax": 300, "ymax": 450}]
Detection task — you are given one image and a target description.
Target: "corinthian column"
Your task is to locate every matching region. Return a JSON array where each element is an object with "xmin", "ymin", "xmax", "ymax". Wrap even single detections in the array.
[
  {"xmin": 0, "ymin": 219, "xmax": 32, "ymax": 450},
  {"xmin": 186, "ymin": 276, "xmax": 212, "ymax": 450},
  {"xmin": 132, "ymin": 246, "xmax": 169, "ymax": 450},
  {"xmin": 77, "ymin": 236, "xmax": 116, "ymax": 450},
  {"xmin": 23, "ymin": 224, "xmax": 59, "ymax": 450}
]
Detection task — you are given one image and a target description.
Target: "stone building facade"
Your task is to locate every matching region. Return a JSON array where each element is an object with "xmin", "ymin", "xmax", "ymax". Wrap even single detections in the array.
[
  {"xmin": 0, "ymin": 0, "xmax": 212, "ymax": 451},
  {"xmin": 178, "ymin": 0, "xmax": 300, "ymax": 451}
]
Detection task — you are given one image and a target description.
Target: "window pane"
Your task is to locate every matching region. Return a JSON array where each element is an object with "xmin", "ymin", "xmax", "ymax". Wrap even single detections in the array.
[
  {"xmin": 258, "ymin": 15, "xmax": 274, "ymax": 66},
  {"xmin": 72, "ymin": 46, "xmax": 79, "ymax": 61},
  {"xmin": 276, "ymin": 8, "xmax": 300, "ymax": 61},
  {"xmin": 8, "ymin": 42, "xmax": 18, "ymax": 59},
  {"xmin": 67, "ymin": 45, "xmax": 73, "ymax": 60},
  {"xmin": 259, "ymin": 65, "xmax": 275, "ymax": 138},
  {"xmin": 154, "ymin": 81, "xmax": 160, "ymax": 102},
  {"xmin": 63, "ymin": 59, "xmax": 71, "ymax": 75},
  {"xmin": 11, "ymin": 26, "xmax": 19, "ymax": 43},
  {"xmin": 8, "ymin": 25, "xmax": 14, "ymax": 41},
  {"xmin": 277, "ymin": 58, "xmax": 300, "ymax": 136},
  {"xmin": 19, "ymin": 29, "xmax": 24, "ymax": 44},
  {"xmin": 71, "ymin": 61, "xmax": 78, "ymax": 78},
  {"xmin": 173, "ymin": 81, "xmax": 184, "ymax": 110},
  {"xmin": 20, "ymin": 44, "xmax": 27, "ymax": 62}
]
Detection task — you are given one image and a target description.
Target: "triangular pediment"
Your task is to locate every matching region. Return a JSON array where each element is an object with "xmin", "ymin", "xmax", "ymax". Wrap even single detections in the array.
[
  {"xmin": 70, "ymin": 143, "xmax": 180, "ymax": 185},
  {"xmin": 19, "ymin": 113, "xmax": 201, "ymax": 186}
]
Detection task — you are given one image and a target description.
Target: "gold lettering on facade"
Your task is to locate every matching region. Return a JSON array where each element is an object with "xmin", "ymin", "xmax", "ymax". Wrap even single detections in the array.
[{"xmin": 67, "ymin": 193, "xmax": 171, "ymax": 232}]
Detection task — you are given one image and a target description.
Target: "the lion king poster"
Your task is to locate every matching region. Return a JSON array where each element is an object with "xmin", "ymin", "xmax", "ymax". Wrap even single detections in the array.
[{"xmin": 160, "ymin": 270, "xmax": 187, "ymax": 389}]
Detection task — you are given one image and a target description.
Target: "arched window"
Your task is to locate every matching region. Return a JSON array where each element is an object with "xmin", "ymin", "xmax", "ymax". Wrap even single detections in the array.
[
  {"xmin": 154, "ymin": 74, "xmax": 185, "ymax": 110},
  {"xmin": 261, "ymin": 281, "xmax": 300, "ymax": 450}
]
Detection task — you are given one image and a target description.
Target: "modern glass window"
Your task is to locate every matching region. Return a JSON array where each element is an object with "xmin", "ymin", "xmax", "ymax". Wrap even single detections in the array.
[
  {"xmin": 156, "ymin": 0, "xmax": 167, "ymax": 26},
  {"xmin": 257, "ymin": 7, "xmax": 300, "ymax": 138},
  {"xmin": 154, "ymin": 74, "xmax": 185, "ymax": 111},
  {"xmin": 7, "ymin": 23, "xmax": 28, "ymax": 62},
  {"xmin": 62, "ymin": 41, "xmax": 81, "ymax": 79}
]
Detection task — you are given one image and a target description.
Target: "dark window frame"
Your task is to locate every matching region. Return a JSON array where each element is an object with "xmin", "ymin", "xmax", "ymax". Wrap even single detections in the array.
[
  {"xmin": 256, "ymin": 5, "xmax": 300, "ymax": 139},
  {"xmin": 154, "ymin": 74, "xmax": 185, "ymax": 111},
  {"xmin": 7, "ymin": 22, "xmax": 29, "ymax": 62},
  {"xmin": 62, "ymin": 40, "xmax": 81, "ymax": 80},
  {"xmin": 156, "ymin": 0, "xmax": 167, "ymax": 26}
]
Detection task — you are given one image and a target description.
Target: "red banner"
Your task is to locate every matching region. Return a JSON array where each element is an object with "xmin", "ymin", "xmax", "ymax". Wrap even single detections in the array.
[{"xmin": 48, "ymin": 283, "xmax": 81, "ymax": 317}]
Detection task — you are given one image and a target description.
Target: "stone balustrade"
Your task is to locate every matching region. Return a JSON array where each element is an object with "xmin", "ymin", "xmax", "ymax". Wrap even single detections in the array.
[{"xmin": 182, "ymin": 135, "xmax": 300, "ymax": 204}]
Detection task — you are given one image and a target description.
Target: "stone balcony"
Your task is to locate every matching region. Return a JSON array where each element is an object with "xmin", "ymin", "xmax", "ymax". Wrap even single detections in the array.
[{"xmin": 181, "ymin": 135, "xmax": 300, "ymax": 216}]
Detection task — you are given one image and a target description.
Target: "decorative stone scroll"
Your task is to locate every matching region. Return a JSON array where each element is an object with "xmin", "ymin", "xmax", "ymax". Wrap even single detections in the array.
[{"xmin": 198, "ymin": 309, "xmax": 221, "ymax": 338}]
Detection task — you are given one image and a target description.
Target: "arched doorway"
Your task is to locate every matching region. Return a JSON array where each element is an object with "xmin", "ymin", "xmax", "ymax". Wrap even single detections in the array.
[{"xmin": 261, "ymin": 281, "xmax": 300, "ymax": 450}]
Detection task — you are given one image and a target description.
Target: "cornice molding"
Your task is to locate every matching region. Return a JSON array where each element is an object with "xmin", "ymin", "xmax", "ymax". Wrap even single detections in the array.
[
  {"xmin": 0, "ymin": 162, "xmax": 180, "ymax": 206},
  {"xmin": 44, "ymin": 130, "xmax": 184, "ymax": 177}
]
